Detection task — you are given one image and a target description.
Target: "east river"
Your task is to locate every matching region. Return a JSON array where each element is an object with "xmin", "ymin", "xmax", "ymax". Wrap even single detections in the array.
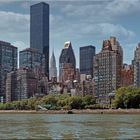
[{"xmin": 0, "ymin": 113, "xmax": 140, "ymax": 139}]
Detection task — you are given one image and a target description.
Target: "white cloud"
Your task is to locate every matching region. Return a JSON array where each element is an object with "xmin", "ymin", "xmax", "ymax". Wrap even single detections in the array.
[
  {"xmin": 51, "ymin": 20, "xmax": 135, "ymax": 41},
  {"xmin": 0, "ymin": 11, "xmax": 29, "ymax": 32},
  {"xmin": 56, "ymin": 0, "xmax": 140, "ymax": 24},
  {"xmin": 0, "ymin": 11, "xmax": 29, "ymax": 48},
  {"xmin": 99, "ymin": 23, "xmax": 135, "ymax": 40},
  {"xmin": 106, "ymin": 0, "xmax": 140, "ymax": 16}
]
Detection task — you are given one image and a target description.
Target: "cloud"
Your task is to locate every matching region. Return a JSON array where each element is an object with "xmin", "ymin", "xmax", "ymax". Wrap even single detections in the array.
[
  {"xmin": 98, "ymin": 23, "xmax": 135, "ymax": 40},
  {"xmin": 55, "ymin": 0, "xmax": 140, "ymax": 24},
  {"xmin": 0, "ymin": 11, "xmax": 29, "ymax": 32},
  {"xmin": 106, "ymin": 0, "xmax": 140, "ymax": 16},
  {"xmin": 51, "ymin": 19, "xmax": 135, "ymax": 42},
  {"xmin": 0, "ymin": 11, "xmax": 29, "ymax": 49}
]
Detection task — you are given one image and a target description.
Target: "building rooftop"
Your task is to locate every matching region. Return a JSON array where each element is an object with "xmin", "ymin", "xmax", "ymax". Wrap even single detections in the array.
[
  {"xmin": 20, "ymin": 48, "xmax": 42, "ymax": 54},
  {"xmin": 64, "ymin": 41, "xmax": 71, "ymax": 49}
]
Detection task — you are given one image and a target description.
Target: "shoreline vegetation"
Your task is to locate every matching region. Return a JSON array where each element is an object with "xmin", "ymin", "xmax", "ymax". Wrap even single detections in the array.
[
  {"xmin": 0, "ymin": 86, "xmax": 140, "ymax": 113},
  {"xmin": 0, "ymin": 109, "xmax": 140, "ymax": 114}
]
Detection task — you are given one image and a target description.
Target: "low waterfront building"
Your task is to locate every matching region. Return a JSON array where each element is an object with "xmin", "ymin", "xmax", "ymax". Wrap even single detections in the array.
[
  {"xmin": 6, "ymin": 67, "xmax": 49, "ymax": 101},
  {"xmin": 121, "ymin": 64, "xmax": 134, "ymax": 87},
  {"xmin": 17, "ymin": 68, "xmax": 38, "ymax": 100},
  {"xmin": 6, "ymin": 71, "xmax": 17, "ymax": 102},
  {"xmin": 81, "ymin": 75, "xmax": 94, "ymax": 96}
]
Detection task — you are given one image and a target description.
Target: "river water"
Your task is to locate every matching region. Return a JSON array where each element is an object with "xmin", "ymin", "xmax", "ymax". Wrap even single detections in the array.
[{"xmin": 0, "ymin": 113, "xmax": 139, "ymax": 139}]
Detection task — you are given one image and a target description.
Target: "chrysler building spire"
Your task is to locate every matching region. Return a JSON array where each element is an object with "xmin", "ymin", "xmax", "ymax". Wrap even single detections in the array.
[{"xmin": 49, "ymin": 50, "xmax": 57, "ymax": 80}]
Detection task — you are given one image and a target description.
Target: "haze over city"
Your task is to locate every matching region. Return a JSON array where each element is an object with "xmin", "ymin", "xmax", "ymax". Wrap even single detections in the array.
[{"xmin": 0, "ymin": 0, "xmax": 140, "ymax": 68}]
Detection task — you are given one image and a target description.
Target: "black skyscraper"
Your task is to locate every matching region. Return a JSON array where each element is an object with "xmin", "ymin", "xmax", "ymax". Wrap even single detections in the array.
[
  {"xmin": 30, "ymin": 2, "xmax": 49, "ymax": 77},
  {"xmin": 80, "ymin": 45, "xmax": 95, "ymax": 78}
]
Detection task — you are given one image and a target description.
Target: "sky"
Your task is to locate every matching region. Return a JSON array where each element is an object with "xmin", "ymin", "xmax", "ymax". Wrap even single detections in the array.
[{"xmin": 0, "ymin": 0, "xmax": 140, "ymax": 69}]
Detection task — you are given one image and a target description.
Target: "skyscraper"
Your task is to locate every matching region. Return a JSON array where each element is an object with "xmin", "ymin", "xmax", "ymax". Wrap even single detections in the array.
[
  {"xmin": 80, "ymin": 45, "xmax": 95, "ymax": 78},
  {"xmin": 0, "ymin": 41, "xmax": 17, "ymax": 102},
  {"xmin": 59, "ymin": 41, "xmax": 76, "ymax": 82},
  {"xmin": 94, "ymin": 37, "xmax": 122, "ymax": 103},
  {"xmin": 30, "ymin": 2, "xmax": 49, "ymax": 77},
  {"xmin": 19, "ymin": 48, "xmax": 45, "ymax": 78},
  {"xmin": 133, "ymin": 43, "xmax": 140, "ymax": 87},
  {"xmin": 49, "ymin": 50, "xmax": 57, "ymax": 80}
]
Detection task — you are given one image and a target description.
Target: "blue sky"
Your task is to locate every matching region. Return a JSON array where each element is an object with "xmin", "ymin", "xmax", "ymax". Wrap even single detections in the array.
[{"xmin": 0, "ymin": 0, "xmax": 140, "ymax": 68}]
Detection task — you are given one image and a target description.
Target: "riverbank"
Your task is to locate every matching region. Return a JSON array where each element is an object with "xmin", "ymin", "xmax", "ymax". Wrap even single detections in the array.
[{"xmin": 0, "ymin": 109, "xmax": 140, "ymax": 114}]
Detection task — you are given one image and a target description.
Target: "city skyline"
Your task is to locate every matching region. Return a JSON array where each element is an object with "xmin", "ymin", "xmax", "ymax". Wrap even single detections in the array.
[{"xmin": 0, "ymin": 0, "xmax": 140, "ymax": 68}]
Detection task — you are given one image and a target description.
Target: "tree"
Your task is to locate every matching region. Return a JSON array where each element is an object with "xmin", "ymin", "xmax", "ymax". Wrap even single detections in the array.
[{"xmin": 113, "ymin": 86, "xmax": 140, "ymax": 108}]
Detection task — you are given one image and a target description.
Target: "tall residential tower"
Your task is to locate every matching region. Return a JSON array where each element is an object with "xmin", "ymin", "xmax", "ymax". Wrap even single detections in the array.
[
  {"xmin": 94, "ymin": 37, "xmax": 122, "ymax": 103},
  {"xmin": 30, "ymin": 2, "xmax": 49, "ymax": 77}
]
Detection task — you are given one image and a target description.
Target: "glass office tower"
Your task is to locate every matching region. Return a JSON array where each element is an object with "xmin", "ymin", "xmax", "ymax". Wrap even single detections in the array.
[
  {"xmin": 80, "ymin": 45, "xmax": 95, "ymax": 78},
  {"xmin": 30, "ymin": 2, "xmax": 49, "ymax": 77},
  {"xmin": 0, "ymin": 41, "xmax": 17, "ymax": 102}
]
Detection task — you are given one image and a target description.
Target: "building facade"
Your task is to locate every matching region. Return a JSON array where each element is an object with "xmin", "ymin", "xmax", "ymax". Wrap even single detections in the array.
[
  {"xmin": 121, "ymin": 64, "xmax": 134, "ymax": 87},
  {"xmin": 59, "ymin": 41, "xmax": 76, "ymax": 82},
  {"xmin": 80, "ymin": 45, "xmax": 95, "ymax": 78},
  {"xmin": 81, "ymin": 78, "xmax": 94, "ymax": 96},
  {"xmin": 6, "ymin": 71, "xmax": 17, "ymax": 102},
  {"xmin": 133, "ymin": 43, "xmax": 140, "ymax": 87},
  {"xmin": 94, "ymin": 37, "xmax": 122, "ymax": 103},
  {"xmin": 59, "ymin": 63, "xmax": 75, "ymax": 82},
  {"xmin": 6, "ymin": 69, "xmax": 38, "ymax": 101},
  {"xmin": 17, "ymin": 69, "xmax": 38, "ymax": 100},
  {"xmin": 0, "ymin": 41, "xmax": 17, "ymax": 102},
  {"xmin": 30, "ymin": 2, "xmax": 49, "ymax": 77},
  {"xmin": 19, "ymin": 48, "xmax": 45, "ymax": 79},
  {"xmin": 49, "ymin": 51, "xmax": 57, "ymax": 80},
  {"xmin": 6, "ymin": 68, "xmax": 49, "ymax": 102}
]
